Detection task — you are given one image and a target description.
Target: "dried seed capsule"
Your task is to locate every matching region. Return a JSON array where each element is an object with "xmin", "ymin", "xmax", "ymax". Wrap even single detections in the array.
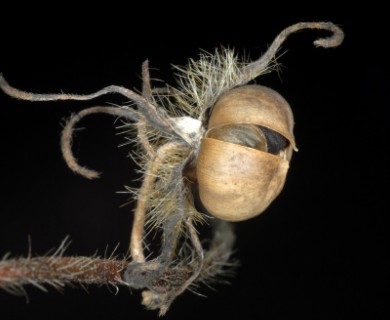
[{"xmin": 196, "ymin": 85, "xmax": 296, "ymax": 221}]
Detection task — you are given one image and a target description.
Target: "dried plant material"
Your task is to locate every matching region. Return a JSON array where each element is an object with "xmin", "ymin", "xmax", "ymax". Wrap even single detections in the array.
[
  {"xmin": 0, "ymin": 238, "xmax": 128, "ymax": 295},
  {"xmin": 0, "ymin": 22, "xmax": 344, "ymax": 315}
]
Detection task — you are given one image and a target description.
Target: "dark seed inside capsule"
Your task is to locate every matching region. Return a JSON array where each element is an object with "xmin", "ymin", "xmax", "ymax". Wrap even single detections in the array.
[{"xmin": 206, "ymin": 124, "xmax": 288, "ymax": 155}]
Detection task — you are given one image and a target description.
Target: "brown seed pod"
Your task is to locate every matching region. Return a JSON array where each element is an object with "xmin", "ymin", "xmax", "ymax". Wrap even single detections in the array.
[{"xmin": 196, "ymin": 85, "xmax": 296, "ymax": 221}]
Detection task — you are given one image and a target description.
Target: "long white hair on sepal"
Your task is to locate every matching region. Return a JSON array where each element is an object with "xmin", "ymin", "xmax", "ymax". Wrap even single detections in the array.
[{"xmin": 167, "ymin": 48, "xmax": 276, "ymax": 121}]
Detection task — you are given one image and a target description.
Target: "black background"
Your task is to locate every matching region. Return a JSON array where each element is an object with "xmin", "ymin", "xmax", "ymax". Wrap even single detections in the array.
[{"xmin": 0, "ymin": 8, "xmax": 388, "ymax": 320}]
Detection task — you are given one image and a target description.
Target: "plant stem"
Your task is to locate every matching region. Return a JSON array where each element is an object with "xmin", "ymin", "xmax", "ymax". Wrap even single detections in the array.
[{"xmin": 0, "ymin": 256, "xmax": 128, "ymax": 293}]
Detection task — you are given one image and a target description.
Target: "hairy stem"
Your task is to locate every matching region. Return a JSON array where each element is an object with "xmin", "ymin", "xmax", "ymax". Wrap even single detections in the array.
[
  {"xmin": 142, "ymin": 59, "xmax": 153, "ymax": 101},
  {"xmin": 158, "ymin": 218, "xmax": 204, "ymax": 316},
  {"xmin": 130, "ymin": 142, "xmax": 184, "ymax": 262},
  {"xmin": 0, "ymin": 74, "xmax": 179, "ymax": 139},
  {"xmin": 240, "ymin": 21, "xmax": 344, "ymax": 83},
  {"xmin": 61, "ymin": 106, "xmax": 140, "ymax": 179},
  {"xmin": 138, "ymin": 60, "xmax": 157, "ymax": 158},
  {"xmin": 0, "ymin": 256, "xmax": 128, "ymax": 294}
]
